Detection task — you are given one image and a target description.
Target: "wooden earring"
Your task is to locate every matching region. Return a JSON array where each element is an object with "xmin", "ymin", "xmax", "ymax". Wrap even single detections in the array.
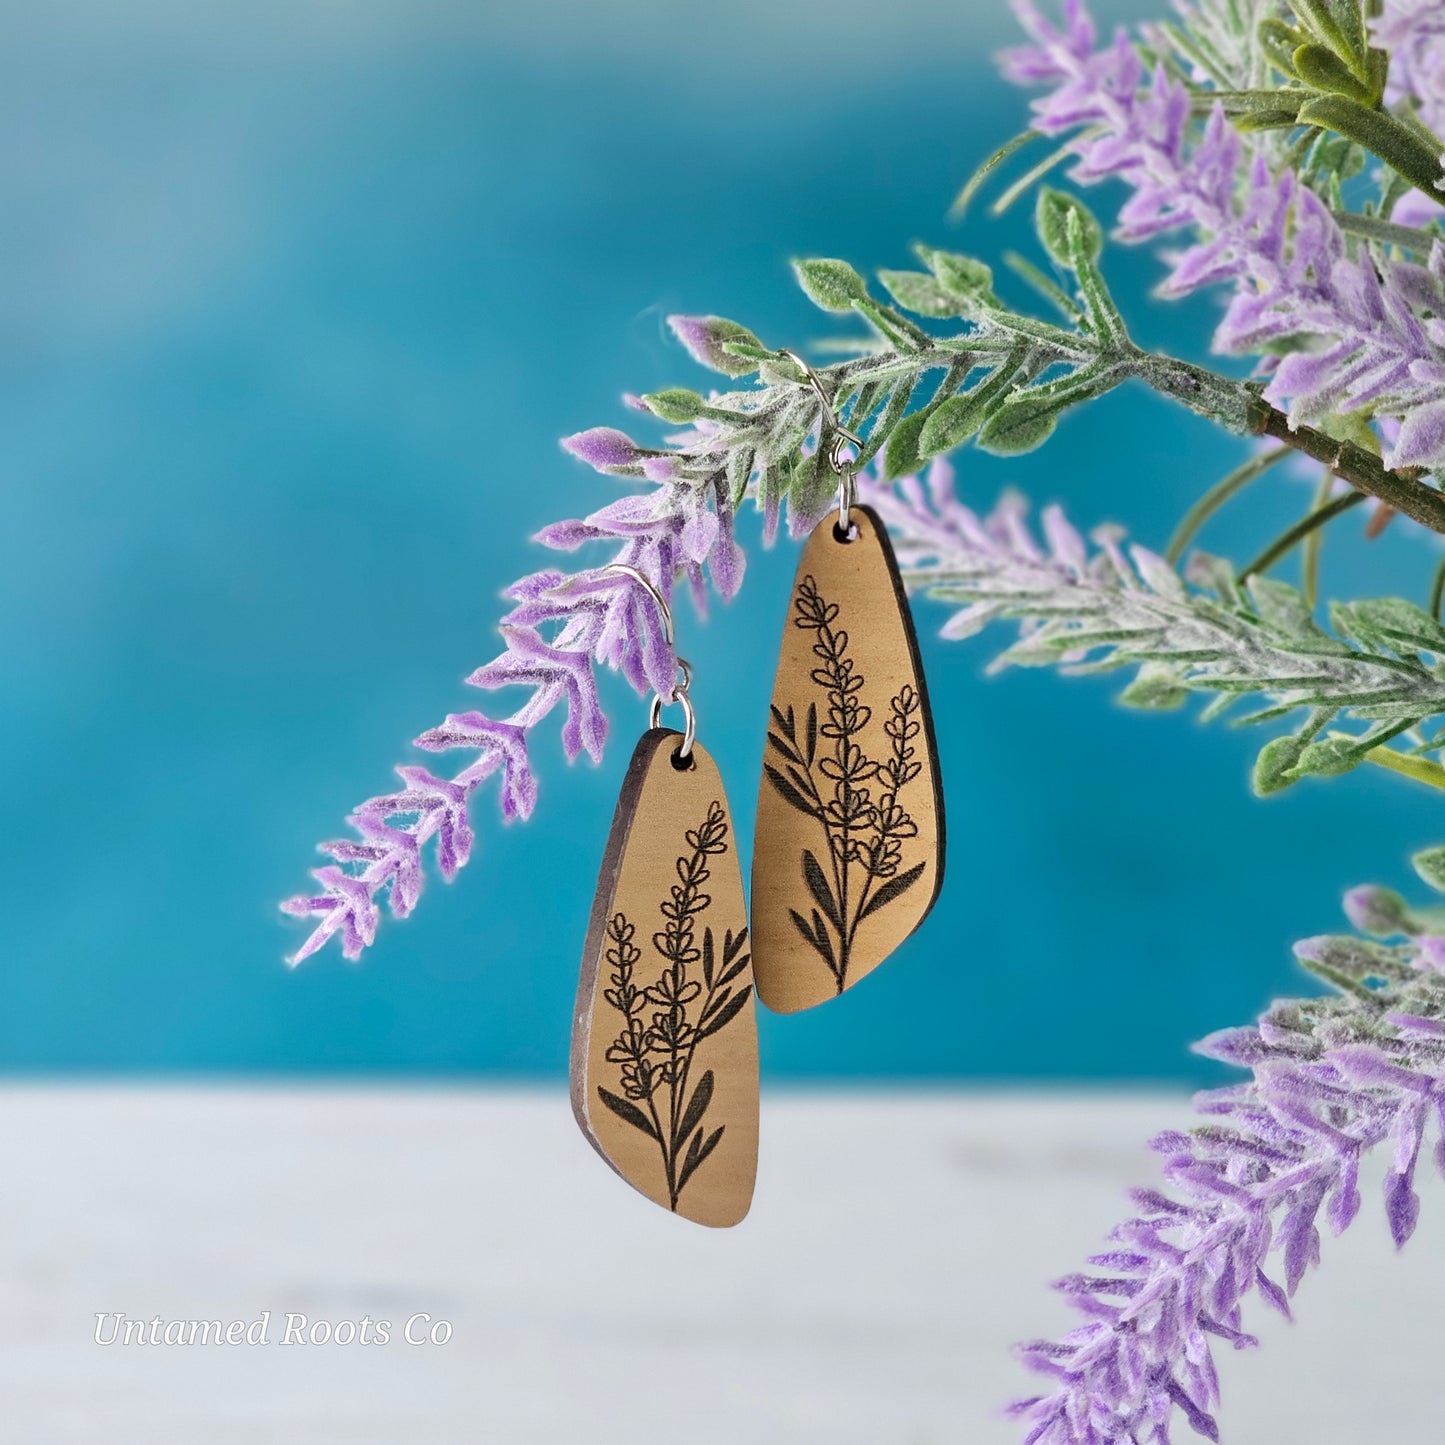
[
  {"xmin": 571, "ymin": 565, "xmax": 759, "ymax": 1227},
  {"xmin": 751, "ymin": 354, "xmax": 945, "ymax": 1014}
]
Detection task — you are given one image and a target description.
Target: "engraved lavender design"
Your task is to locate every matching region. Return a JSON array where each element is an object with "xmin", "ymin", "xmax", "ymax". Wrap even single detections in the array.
[
  {"xmin": 764, "ymin": 574, "xmax": 925, "ymax": 992},
  {"xmin": 596, "ymin": 800, "xmax": 752, "ymax": 1211}
]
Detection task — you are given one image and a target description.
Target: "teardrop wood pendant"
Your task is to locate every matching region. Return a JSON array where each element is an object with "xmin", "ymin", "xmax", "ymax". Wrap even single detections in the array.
[
  {"xmin": 572, "ymin": 729, "xmax": 759, "ymax": 1227},
  {"xmin": 751, "ymin": 504, "xmax": 945, "ymax": 1014}
]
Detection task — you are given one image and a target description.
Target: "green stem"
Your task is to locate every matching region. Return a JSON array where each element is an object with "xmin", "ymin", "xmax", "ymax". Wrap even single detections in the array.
[
  {"xmin": 1248, "ymin": 406, "xmax": 1442, "ymax": 532},
  {"xmin": 1165, "ymin": 445, "xmax": 1291, "ymax": 564},
  {"xmin": 1333, "ymin": 208, "xmax": 1444, "ymax": 253},
  {"xmin": 1239, "ymin": 491, "xmax": 1366, "ymax": 580},
  {"xmin": 1363, "ymin": 746, "xmax": 1445, "ymax": 791},
  {"xmin": 1301, "ymin": 469, "xmax": 1335, "ymax": 608},
  {"xmin": 951, "ymin": 129, "xmax": 1039, "ymax": 219},
  {"xmin": 1139, "ymin": 352, "xmax": 1445, "ymax": 536},
  {"xmin": 1297, "ymin": 94, "xmax": 1445, "ymax": 203}
]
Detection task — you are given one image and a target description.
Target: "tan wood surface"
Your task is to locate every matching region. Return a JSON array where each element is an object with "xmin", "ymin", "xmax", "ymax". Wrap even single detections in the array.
[
  {"xmin": 572, "ymin": 729, "xmax": 759, "ymax": 1227},
  {"xmin": 752, "ymin": 506, "xmax": 944, "ymax": 1013}
]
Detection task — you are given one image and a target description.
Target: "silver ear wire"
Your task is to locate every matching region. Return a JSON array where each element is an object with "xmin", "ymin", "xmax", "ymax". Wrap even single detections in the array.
[
  {"xmin": 603, "ymin": 563, "xmax": 696, "ymax": 760},
  {"xmin": 778, "ymin": 349, "xmax": 862, "ymax": 535}
]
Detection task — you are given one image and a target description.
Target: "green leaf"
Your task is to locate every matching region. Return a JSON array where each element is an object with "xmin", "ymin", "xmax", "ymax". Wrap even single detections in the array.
[
  {"xmin": 854, "ymin": 296, "xmax": 931, "ymax": 351},
  {"xmin": 1338, "ymin": 597, "xmax": 1445, "ymax": 653},
  {"xmin": 1004, "ymin": 251, "xmax": 1082, "ymax": 320},
  {"xmin": 1258, "ymin": 18, "xmax": 1305, "ymax": 76},
  {"xmin": 1297, "ymin": 93, "xmax": 1445, "ymax": 197},
  {"xmin": 1294, "ymin": 736, "xmax": 1362, "ymax": 778},
  {"xmin": 720, "ymin": 339, "xmax": 776, "ymax": 367},
  {"xmin": 669, "ymin": 315, "xmax": 766, "ymax": 377},
  {"xmin": 788, "ymin": 448, "xmax": 836, "ymax": 521},
  {"xmin": 1292, "ymin": 42, "xmax": 1377, "ymax": 103},
  {"xmin": 915, "ymin": 246, "xmax": 997, "ymax": 307},
  {"xmin": 792, "ymin": 257, "xmax": 869, "ymax": 312},
  {"xmin": 1413, "ymin": 846, "xmax": 1445, "ymax": 894},
  {"xmin": 1249, "ymin": 576, "xmax": 1318, "ymax": 637},
  {"xmin": 1290, "ymin": 0, "xmax": 1365, "ymax": 65},
  {"xmin": 1119, "ymin": 661, "xmax": 1189, "ymax": 710},
  {"xmin": 885, "ymin": 406, "xmax": 934, "ymax": 479},
  {"xmin": 1233, "ymin": 104, "xmax": 1311, "ymax": 131},
  {"xmin": 878, "ymin": 269, "xmax": 961, "ymax": 318},
  {"xmin": 1036, "ymin": 188, "xmax": 1103, "ymax": 270},
  {"xmin": 1347, "ymin": 885, "xmax": 1412, "ymax": 937},
  {"xmin": 726, "ymin": 443, "xmax": 754, "ymax": 506},
  {"xmin": 854, "ymin": 378, "xmax": 915, "ymax": 470},
  {"xmin": 1210, "ymin": 87, "xmax": 1306, "ymax": 126},
  {"xmin": 1254, "ymin": 735, "xmax": 1307, "ymax": 795},
  {"xmin": 1295, "ymin": 952, "xmax": 1387, "ymax": 1004},
  {"xmin": 641, "ymin": 388, "xmax": 707, "ymax": 423},
  {"xmin": 1293, "ymin": 934, "xmax": 1408, "ymax": 982},
  {"xmin": 919, "ymin": 392, "xmax": 989, "ymax": 456},
  {"xmin": 977, "ymin": 394, "xmax": 1059, "ymax": 455}
]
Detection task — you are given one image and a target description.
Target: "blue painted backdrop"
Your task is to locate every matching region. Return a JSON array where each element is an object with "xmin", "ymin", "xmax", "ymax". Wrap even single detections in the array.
[{"xmin": 1, "ymin": 0, "xmax": 1439, "ymax": 1078}]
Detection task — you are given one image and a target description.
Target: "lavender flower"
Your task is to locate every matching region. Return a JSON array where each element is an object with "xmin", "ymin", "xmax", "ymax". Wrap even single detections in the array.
[
  {"xmin": 1376, "ymin": 0, "xmax": 1445, "ymax": 137},
  {"xmin": 281, "ymin": 448, "xmax": 742, "ymax": 962},
  {"xmin": 1003, "ymin": 0, "xmax": 1445, "ymax": 470},
  {"xmin": 1009, "ymin": 853, "xmax": 1445, "ymax": 1444}
]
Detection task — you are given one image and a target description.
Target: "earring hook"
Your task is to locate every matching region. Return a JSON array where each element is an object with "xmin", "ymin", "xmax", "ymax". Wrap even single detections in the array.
[
  {"xmin": 602, "ymin": 563, "xmax": 696, "ymax": 760},
  {"xmin": 778, "ymin": 349, "xmax": 862, "ymax": 535}
]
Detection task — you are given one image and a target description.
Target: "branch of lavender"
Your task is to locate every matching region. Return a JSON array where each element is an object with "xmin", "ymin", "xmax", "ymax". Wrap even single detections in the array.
[
  {"xmin": 860, "ymin": 461, "xmax": 1445, "ymax": 794},
  {"xmin": 1002, "ymin": 0, "xmax": 1445, "ymax": 478},
  {"xmin": 281, "ymin": 293, "xmax": 1445, "ymax": 964},
  {"xmin": 1008, "ymin": 845, "xmax": 1445, "ymax": 1445}
]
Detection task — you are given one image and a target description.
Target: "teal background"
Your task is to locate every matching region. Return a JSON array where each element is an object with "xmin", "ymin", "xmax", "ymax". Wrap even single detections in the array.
[{"xmin": 2, "ymin": 0, "xmax": 1441, "ymax": 1079}]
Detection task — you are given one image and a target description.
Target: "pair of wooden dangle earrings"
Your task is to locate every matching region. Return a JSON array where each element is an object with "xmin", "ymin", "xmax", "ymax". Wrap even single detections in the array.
[{"xmin": 572, "ymin": 355, "xmax": 944, "ymax": 1228}]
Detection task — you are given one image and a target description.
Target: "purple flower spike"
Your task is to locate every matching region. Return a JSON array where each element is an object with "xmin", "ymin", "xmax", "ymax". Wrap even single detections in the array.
[
  {"xmin": 1007, "ymin": 859, "xmax": 1445, "ymax": 1444},
  {"xmin": 1003, "ymin": 0, "xmax": 1445, "ymax": 470},
  {"xmin": 467, "ymin": 625, "xmax": 609, "ymax": 765},
  {"xmin": 1343, "ymin": 885, "xmax": 1412, "ymax": 937},
  {"xmin": 560, "ymin": 426, "xmax": 643, "ymax": 471},
  {"xmin": 284, "ymin": 402, "xmax": 749, "ymax": 961},
  {"xmin": 666, "ymin": 314, "xmax": 766, "ymax": 378},
  {"xmin": 413, "ymin": 714, "xmax": 536, "ymax": 821},
  {"xmin": 281, "ymin": 866, "xmax": 380, "ymax": 963},
  {"xmin": 1375, "ymin": 1, "xmax": 1445, "ymax": 137}
]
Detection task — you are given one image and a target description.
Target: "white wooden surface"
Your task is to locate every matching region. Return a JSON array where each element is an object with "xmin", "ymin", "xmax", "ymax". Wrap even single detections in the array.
[{"xmin": 0, "ymin": 1086, "xmax": 1438, "ymax": 1443}]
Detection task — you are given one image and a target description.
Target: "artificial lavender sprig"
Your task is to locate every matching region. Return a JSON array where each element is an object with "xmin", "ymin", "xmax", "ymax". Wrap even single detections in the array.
[
  {"xmin": 1003, "ymin": 0, "xmax": 1445, "ymax": 470},
  {"xmin": 1008, "ymin": 847, "xmax": 1445, "ymax": 1444},
  {"xmin": 861, "ymin": 459, "xmax": 1445, "ymax": 790},
  {"xmin": 280, "ymin": 448, "xmax": 742, "ymax": 962}
]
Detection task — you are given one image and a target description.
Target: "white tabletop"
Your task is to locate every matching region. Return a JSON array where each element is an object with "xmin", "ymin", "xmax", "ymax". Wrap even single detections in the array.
[{"xmin": 0, "ymin": 1086, "xmax": 1435, "ymax": 1442}]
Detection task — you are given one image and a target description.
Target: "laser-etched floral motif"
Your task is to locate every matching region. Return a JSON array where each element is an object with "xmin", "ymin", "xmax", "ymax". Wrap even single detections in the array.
[
  {"xmin": 764, "ymin": 575, "xmax": 926, "ymax": 994},
  {"xmin": 596, "ymin": 800, "xmax": 753, "ymax": 1212}
]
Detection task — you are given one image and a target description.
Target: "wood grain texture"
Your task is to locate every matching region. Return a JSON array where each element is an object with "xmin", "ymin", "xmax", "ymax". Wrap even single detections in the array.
[
  {"xmin": 752, "ymin": 505, "xmax": 945, "ymax": 1014},
  {"xmin": 572, "ymin": 730, "xmax": 758, "ymax": 1227}
]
